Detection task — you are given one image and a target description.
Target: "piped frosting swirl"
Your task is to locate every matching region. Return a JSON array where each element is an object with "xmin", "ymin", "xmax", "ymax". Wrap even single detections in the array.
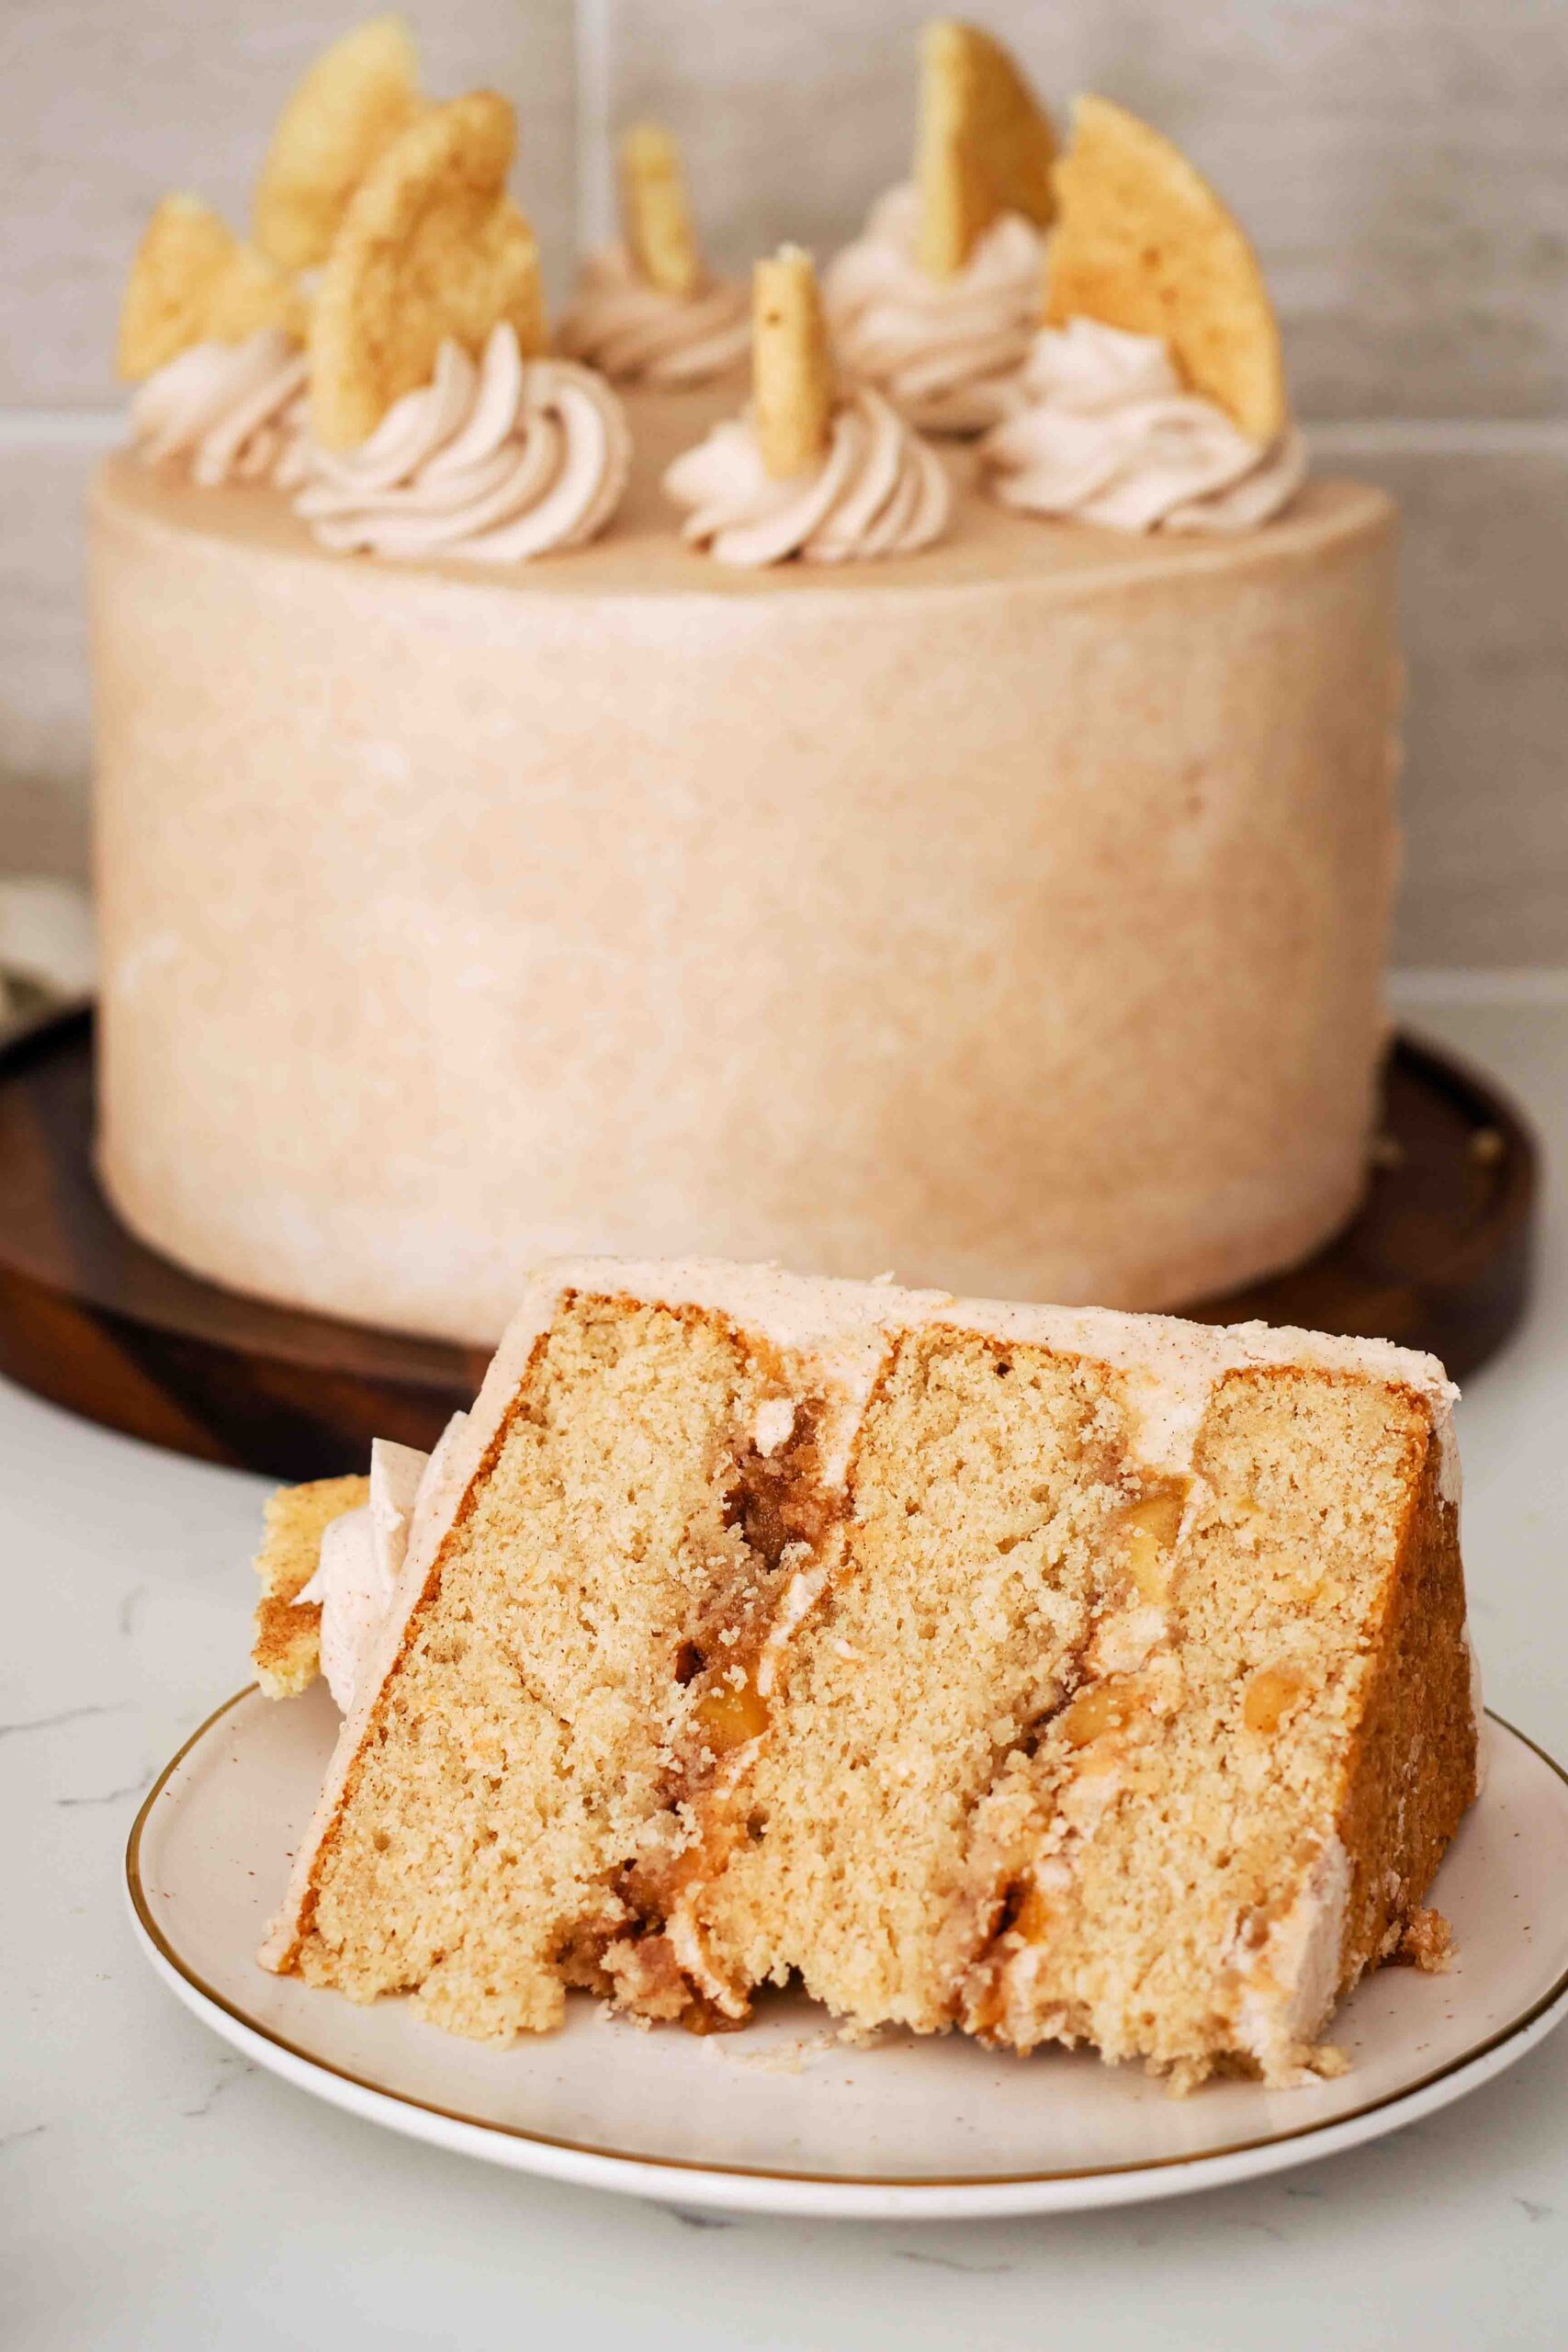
[
  {"xmin": 980, "ymin": 318, "xmax": 1305, "ymax": 534},
  {"xmin": 664, "ymin": 386, "xmax": 951, "ymax": 568},
  {"xmin": 557, "ymin": 244, "xmax": 750, "ymax": 387},
  {"xmin": 295, "ymin": 324, "xmax": 631, "ymax": 561},
  {"xmin": 130, "ymin": 328, "xmax": 309, "ymax": 487},
  {"xmin": 823, "ymin": 184, "xmax": 1045, "ymax": 435}
]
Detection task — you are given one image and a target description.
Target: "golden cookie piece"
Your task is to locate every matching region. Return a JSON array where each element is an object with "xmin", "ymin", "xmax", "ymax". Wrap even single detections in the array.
[
  {"xmin": 752, "ymin": 245, "xmax": 836, "ymax": 480},
  {"xmin": 1045, "ymin": 94, "xmax": 1287, "ymax": 443},
  {"xmin": 310, "ymin": 90, "xmax": 547, "ymax": 452},
  {"xmin": 254, "ymin": 17, "xmax": 423, "ymax": 273},
  {"xmin": 619, "ymin": 121, "xmax": 703, "ymax": 300},
  {"xmin": 916, "ymin": 19, "xmax": 1056, "ymax": 280},
  {"xmin": 250, "ymin": 1474, "xmax": 369, "ymax": 1701},
  {"xmin": 117, "ymin": 193, "xmax": 305, "ymax": 381}
]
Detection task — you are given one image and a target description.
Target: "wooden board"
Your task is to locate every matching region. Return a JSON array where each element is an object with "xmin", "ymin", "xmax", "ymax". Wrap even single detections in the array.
[{"xmin": 0, "ymin": 1014, "xmax": 1537, "ymax": 1482}]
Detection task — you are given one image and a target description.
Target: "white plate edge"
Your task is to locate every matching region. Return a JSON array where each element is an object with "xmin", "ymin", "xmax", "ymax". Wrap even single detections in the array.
[
  {"xmin": 120, "ymin": 1894, "xmax": 1568, "ymax": 2220},
  {"xmin": 122, "ymin": 1703, "xmax": 1568, "ymax": 2222}
]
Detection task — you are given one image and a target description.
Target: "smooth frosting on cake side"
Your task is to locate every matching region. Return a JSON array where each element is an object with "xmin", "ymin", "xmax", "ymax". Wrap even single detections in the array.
[{"xmin": 91, "ymin": 385, "xmax": 1400, "ymax": 1343}]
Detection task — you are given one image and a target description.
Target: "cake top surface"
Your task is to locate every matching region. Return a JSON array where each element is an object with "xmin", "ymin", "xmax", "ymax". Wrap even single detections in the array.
[
  {"xmin": 469, "ymin": 1256, "xmax": 1459, "ymax": 1498},
  {"xmin": 502, "ymin": 1251, "xmax": 1457, "ymax": 1391},
  {"xmin": 95, "ymin": 385, "xmax": 1390, "ymax": 604}
]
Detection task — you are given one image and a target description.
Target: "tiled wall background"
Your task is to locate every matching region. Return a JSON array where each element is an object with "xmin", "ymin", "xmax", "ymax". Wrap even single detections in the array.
[{"xmin": 2, "ymin": 0, "xmax": 1564, "ymax": 963}]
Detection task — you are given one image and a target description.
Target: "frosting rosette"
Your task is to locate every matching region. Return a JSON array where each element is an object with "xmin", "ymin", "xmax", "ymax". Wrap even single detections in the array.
[
  {"xmin": 823, "ymin": 184, "xmax": 1045, "ymax": 435},
  {"xmin": 130, "ymin": 327, "xmax": 309, "ymax": 488},
  {"xmin": 980, "ymin": 317, "xmax": 1306, "ymax": 533},
  {"xmin": 663, "ymin": 386, "xmax": 952, "ymax": 568},
  {"xmin": 295, "ymin": 323, "xmax": 631, "ymax": 561},
  {"xmin": 557, "ymin": 244, "xmax": 750, "ymax": 387}
]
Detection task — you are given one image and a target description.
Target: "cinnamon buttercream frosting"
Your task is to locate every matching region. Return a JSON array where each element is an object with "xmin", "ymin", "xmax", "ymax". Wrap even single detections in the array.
[
  {"xmin": 980, "ymin": 317, "xmax": 1305, "ymax": 533},
  {"xmin": 130, "ymin": 328, "xmax": 309, "ymax": 488},
  {"xmin": 664, "ymin": 386, "xmax": 951, "ymax": 567},
  {"xmin": 557, "ymin": 244, "xmax": 750, "ymax": 387},
  {"xmin": 295, "ymin": 323, "xmax": 631, "ymax": 561},
  {"xmin": 823, "ymin": 184, "xmax": 1044, "ymax": 435},
  {"xmin": 296, "ymin": 1418, "xmax": 468, "ymax": 1711},
  {"xmin": 298, "ymin": 1436, "xmax": 426, "ymax": 1712}
]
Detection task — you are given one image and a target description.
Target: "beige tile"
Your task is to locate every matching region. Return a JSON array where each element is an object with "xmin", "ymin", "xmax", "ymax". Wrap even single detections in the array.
[
  {"xmin": 6, "ymin": 0, "xmax": 1565, "ymax": 417},
  {"xmin": 0, "ymin": 441, "xmax": 97, "ymax": 878},
  {"xmin": 595, "ymin": 0, "xmax": 1568, "ymax": 420},
  {"xmin": 0, "ymin": 0, "xmax": 576, "ymax": 409},
  {"xmin": 1330, "ymin": 437, "xmax": 1568, "ymax": 969},
  {"xmin": 2, "ymin": 433, "xmax": 1562, "ymax": 967}
]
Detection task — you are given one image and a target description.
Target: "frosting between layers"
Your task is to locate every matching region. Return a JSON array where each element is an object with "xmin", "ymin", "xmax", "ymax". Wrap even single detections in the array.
[
  {"xmin": 130, "ymin": 329, "xmax": 309, "ymax": 489},
  {"xmin": 980, "ymin": 318, "xmax": 1307, "ymax": 533},
  {"xmin": 663, "ymin": 388, "xmax": 952, "ymax": 566},
  {"xmin": 824, "ymin": 184, "xmax": 1045, "ymax": 435},
  {"xmin": 1228, "ymin": 1836, "xmax": 1352, "ymax": 2079},
  {"xmin": 295, "ymin": 325, "xmax": 632, "ymax": 561},
  {"xmin": 264, "ymin": 1256, "xmax": 1460, "ymax": 1967},
  {"xmin": 557, "ymin": 244, "xmax": 750, "ymax": 386}
]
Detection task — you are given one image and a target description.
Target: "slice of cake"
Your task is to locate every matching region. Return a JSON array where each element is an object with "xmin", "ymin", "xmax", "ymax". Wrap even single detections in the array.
[{"xmin": 256, "ymin": 1258, "xmax": 1478, "ymax": 2086}]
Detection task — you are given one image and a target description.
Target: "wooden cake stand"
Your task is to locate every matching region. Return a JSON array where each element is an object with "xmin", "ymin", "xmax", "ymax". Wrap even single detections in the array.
[{"xmin": 0, "ymin": 1014, "xmax": 1538, "ymax": 1483}]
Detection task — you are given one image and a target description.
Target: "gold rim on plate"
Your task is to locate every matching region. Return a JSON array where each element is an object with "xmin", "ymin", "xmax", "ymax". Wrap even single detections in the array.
[{"xmin": 126, "ymin": 1691, "xmax": 1568, "ymax": 2192}]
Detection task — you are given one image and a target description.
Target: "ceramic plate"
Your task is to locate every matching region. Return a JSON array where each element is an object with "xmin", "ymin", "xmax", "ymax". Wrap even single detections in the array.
[{"xmin": 127, "ymin": 1688, "xmax": 1568, "ymax": 2220}]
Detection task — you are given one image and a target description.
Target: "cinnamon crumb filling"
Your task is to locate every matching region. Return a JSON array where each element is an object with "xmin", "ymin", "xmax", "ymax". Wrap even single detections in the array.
[{"xmin": 561, "ymin": 1388, "xmax": 849, "ymax": 2027}]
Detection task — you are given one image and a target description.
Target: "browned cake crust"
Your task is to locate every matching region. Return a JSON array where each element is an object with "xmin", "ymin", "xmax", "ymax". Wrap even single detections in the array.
[
  {"xmin": 1334, "ymin": 1441, "xmax": 1475, "ymax": 1989},
  {"xmin": 251, "ymin": 1474, "xmax": 368, "ymax": 1699}
]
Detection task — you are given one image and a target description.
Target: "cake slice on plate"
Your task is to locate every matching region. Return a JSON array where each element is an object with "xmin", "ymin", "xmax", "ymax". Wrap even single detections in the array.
[{"xmin": 255, "ymin": 1258, "xmax": 1478, "ymax": 2087}]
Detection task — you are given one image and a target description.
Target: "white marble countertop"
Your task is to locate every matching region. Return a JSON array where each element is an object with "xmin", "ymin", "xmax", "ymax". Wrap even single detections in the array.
[{"xmin": 6, "ymin": 982, "xmax": 1567, "ymax": 2352}]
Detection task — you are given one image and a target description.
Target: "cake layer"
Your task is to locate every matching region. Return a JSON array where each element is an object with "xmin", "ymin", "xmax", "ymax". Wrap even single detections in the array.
[
  {"xmin": 261, "ymin": 1259, "xmax": 1475, "ymax": 2086},
  {"xmin": 92, "ymin": 397, "xmax": 1399, "ymax": 1341}
]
